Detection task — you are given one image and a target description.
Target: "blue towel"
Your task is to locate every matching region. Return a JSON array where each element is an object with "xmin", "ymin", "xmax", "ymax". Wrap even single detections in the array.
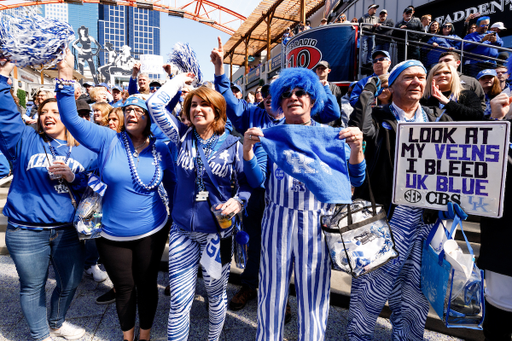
[{"xmin": 259, "ymin": 125, "xmax": 353, "ymax": 204}]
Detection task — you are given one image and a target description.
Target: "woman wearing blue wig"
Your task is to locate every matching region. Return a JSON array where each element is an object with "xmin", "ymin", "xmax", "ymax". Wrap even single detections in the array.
[{"xmin": 243, "ymin": 67, "xmax": 366, "ymax": 341}]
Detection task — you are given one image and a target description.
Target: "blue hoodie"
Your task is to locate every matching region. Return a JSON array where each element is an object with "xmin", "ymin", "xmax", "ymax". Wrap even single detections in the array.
[
  {"xmin": 0, "ymin": 75, "xmax": 97, "ymax": 227},
  {"xmin": 147, "ymin": 74, "xmax": 252, "ymax": 234},
  {"xmin": 214, "ymin": 73, "xmax": 341, "ymax": 134},
  {"xmin": 463, "ymin": 31, "xmax": 503, "ymax": 64},
  {"xmin": 56, "ymin": 84, "xmax": 175, "ymax": 239}
]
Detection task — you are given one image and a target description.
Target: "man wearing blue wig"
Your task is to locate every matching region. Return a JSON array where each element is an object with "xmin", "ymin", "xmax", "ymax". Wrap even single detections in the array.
[
  {"xmin": 210, "ymin": 37, "xmax": 341, "ymax": 315},
  {"xmin": 242, "ymin": 67, "xmax": 366, "ymax": 341},
  {"xmin": 463, "ymin": 16, "xmax": 504, "ymax": 77},
  {"xmin": 347, "ymin": 60, "xmax": 452, "ymax": 340}
]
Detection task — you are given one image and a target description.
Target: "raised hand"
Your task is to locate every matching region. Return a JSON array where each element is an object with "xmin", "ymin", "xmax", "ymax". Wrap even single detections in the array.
[
  {"xmin": 210, "ymin": 36, "xmax": 225, "ymax": 76},
  {"xmin": 57, "ymin": 48, "xmax": 75, "ymax": 80},
  {"xmin": 132, "ymin": 62, "xmax": 141, "ymax": 78}
]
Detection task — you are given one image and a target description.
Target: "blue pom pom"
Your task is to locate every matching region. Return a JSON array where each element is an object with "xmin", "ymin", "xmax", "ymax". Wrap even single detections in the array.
[
  {"xmin": 235, "ymin": 231, "xmax": 250, "ymax": 245},
  {"xmin": 168, "ymin": 42, "xmax": 204, "ymax": 85},
  {"xmin": 0, "ymin": 8, "xmax": 75, "ymax": 68}
]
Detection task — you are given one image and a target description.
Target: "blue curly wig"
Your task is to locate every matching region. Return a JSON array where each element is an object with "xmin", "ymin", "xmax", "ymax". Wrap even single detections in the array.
[
  {"xmin": 508, "ymin": 55, "xmax": 512, "ymax": 81},
  {"xmin": 270, "ymin": 67, "xmax": 327, "ymax": 116}
]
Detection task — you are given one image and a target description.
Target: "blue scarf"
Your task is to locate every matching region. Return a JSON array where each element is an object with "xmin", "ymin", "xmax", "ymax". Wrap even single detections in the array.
[{"xmin": 259, "ymin": 124, "xmax": 353, "ymax": 204}]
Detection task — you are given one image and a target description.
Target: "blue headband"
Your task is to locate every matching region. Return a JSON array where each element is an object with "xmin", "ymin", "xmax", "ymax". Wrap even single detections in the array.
[
  {"xmin": 476, "ymin": 16, "xmax": 490, "ymax": 25},
  {"xmin": 388, "ymin": 60, "xmax": 427, "ymax": 86}
]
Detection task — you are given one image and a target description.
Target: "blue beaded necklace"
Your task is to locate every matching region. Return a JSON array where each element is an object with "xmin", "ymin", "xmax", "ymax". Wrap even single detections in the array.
[{"xmin": 122, "ymin": 131, "xmax": 161, "ymax": 192}]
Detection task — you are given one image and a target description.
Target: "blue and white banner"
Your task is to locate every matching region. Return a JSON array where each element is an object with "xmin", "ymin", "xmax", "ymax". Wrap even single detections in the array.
[
  {"xmin": 392, "ymin": 121, "xmax": 510, "ymax": 218},
  {"xmin": 259, "ymin": 125, "xmax": 352, "ymax": 204},
  {"xmin": 285, "ymin": 24, "xmax": 357, "ymax": 82}
]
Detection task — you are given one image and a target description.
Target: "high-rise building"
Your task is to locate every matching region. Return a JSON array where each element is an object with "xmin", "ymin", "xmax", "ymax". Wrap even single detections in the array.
[{"xmin": 98, "ymin": 4, "xmax": 160, "ymax": 65}]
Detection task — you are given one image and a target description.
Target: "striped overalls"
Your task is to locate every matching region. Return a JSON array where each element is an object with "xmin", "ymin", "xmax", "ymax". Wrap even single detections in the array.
[{"xmin": 256, "ymin": 162, "xmax": 333, "ymax": 341}]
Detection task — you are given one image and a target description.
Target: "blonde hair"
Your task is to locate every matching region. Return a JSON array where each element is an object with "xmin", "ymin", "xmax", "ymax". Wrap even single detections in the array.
[
  {"xmin": 37, "ymin": 98, "xmax": 79, "ymax": 146},
  {"xmin": 89, "ymin": 87, "xmax": 107, "ymax": 102},
  {"xmin": 423, "ymin": 63, "xmax": 462, "ymax": 101},
  {"xmin": 107, "ymin": 107, "xmax": 124, "ymax": 132},
  {"xmin": 91, "ymin": 102, "xmax": 112, "ymax": 126}
]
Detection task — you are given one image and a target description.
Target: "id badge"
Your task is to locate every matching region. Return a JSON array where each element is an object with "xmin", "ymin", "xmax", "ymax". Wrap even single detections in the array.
[{"xmin": 196, "ymin": 191, "xmax": 209, "ymax": 201}]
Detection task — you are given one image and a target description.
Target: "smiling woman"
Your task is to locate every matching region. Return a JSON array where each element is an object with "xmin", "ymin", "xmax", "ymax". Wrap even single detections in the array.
[
  {"xmin": 55, "ymin": 50, "xmax": 176, "ymax": 341},
  {"xmin": 0, "ymin": 60, "xmax": 97, "ymax": 341}
]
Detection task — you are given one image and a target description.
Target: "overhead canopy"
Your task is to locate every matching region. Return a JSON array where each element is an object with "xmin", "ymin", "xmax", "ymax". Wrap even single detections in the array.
[{"xmin": 222, "ymin": 0, "xmax": 325, "ymax": 66}]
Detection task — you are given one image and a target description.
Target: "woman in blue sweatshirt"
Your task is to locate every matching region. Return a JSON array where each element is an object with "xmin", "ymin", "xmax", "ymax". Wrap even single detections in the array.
[
  {"xmin": 56, "ymin": 52, "xmax": 175, "ymax": 341},
  {"xmin": 0, "ymin": 61, "xmax": 96, "ymax": 341},
  {"xmin": 147, "ymin": 73, "xmax": 251, "ymax": 341}
]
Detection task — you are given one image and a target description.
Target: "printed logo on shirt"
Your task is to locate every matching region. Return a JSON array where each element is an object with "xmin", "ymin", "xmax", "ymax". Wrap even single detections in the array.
[
  {"xmin": 291, "ymin": 178, "xmax": 306, "ymax": 192},
  {"xmin": 26, "ymin": 153, "xmax": 85, "ymax": 173},
  {"xmin": 275, "ymin": 167, "xmax": 285, "ymax": 180},
  {"xmin": 284, "ymin": 150, "xmax": 317, "ymax": 174},
  {"xmin": 177, "ymin": 149, "xmax": 194, "ymax": 171},
  {"xmin": 382, "ymin": 122, "xmax": 392, "ymax": 130},
  {"xmin": 152, "ymin": 151, "xmax": 163, "ymax": 166},
  {"xmin": 54, "ymin": 183, "xmax": 70, "ymax": 194}
]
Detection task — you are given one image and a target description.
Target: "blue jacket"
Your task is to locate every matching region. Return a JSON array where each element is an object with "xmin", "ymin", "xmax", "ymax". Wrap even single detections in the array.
[
  {"xmin": 350, "ymin": 74, "xmax": 377, "ymax": 108},
  {"xmin": 57, "ymin": 85, "xmax": 175, "ymax": 239},
  {"xmin": 214, "ymin": 73, "xmax": 341, "ymax": 133},
  {"xmin": 147, "ymin": 75, "xmax": 252, "ymax": 233},
  {"xmin": 463, "ymin": 31, "xmax": 503, "ymax": 64},
  {"xmin": 0, "ymin": 76, "xmax": 97, "ymax": 227},
  {"xmin": 425, "ymin": 34, "xmax": 462, "ymax": 68}
]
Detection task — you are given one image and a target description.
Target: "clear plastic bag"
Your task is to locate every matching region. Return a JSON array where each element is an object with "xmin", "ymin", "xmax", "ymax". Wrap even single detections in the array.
[
  {"xmin": 73, "ymin": 180, "xmax": 104, "ymax": 240},
  {"xmin": 233, "ymin": 215, "xmax": 249, "ymax": 269}
]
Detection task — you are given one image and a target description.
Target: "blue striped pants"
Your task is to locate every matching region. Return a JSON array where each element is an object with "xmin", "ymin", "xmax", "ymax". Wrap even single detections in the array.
[
  {"xmin": 347, "ymin": 205, "xmax": 432, "ymax": 341},
  {"xmin": 256, "ymin": 202, "xmax": 331, "ymax": 341},
  {"xmin": 167, "ymin": 225, "xmax": 231, "ymax": 341}
]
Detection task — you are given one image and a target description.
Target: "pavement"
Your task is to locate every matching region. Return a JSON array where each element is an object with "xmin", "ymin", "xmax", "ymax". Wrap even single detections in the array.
[{"xmin": 0, "ymin": 254, "xmax": 471, "ymax": 341}]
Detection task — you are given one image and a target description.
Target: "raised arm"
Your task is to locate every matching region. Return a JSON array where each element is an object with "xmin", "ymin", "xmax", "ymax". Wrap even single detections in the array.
[
  {"xmin": 146, "ymin": 73, "xmax": 193, "ymax": 145},
  {"xmin": 0, "ymin": 61, "xmax": 28, "ymax": 161},
  {"xmin": 56, "ymin": 50, "xmax": 115, "ymax": 152},
  {"xmin": 313, "ymin": 84, "xmax": 341, "ymax": 123}
]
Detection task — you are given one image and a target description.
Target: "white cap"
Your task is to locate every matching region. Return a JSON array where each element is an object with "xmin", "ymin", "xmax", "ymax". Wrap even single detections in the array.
[{"xmin": 491, "ymin": 22, "xmax": 507, "ymax": 30}]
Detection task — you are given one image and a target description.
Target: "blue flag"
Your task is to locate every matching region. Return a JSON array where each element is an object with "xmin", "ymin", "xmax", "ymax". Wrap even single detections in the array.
[{"xmin": 259, "ymin": 125, "xmax": 353, "ymax": 204}]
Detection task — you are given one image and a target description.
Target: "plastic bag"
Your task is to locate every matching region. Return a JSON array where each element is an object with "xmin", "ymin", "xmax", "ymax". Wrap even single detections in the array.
[{"xmin": 73, "ymin": 174, "xmax": 106, "ymax": 240}]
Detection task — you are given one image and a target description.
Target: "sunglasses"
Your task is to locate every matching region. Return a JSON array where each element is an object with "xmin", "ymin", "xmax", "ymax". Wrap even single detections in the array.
[
  {"xmin": 442, "ymin": 24, "xmax": 452, "ymax": 28},
  {"xmin": 124, "ymin": 107, "xmax": 145, "ymax": 117},
  {"xmin": 150, "ymin": 86, "xmax": 161, "ymax": 91},
  {"xmin": 373, "ymin": 57, "xmax": 389, "ymax": 64},
  {"xmin": 280, "ymin": 89, "xmax": 309, "ymax": 99},
  {"xmin": 480, "ymin": 24, "xmax": 489, "ymax": 27}
]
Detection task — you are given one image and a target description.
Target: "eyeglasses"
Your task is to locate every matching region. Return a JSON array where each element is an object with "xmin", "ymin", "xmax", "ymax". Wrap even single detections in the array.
[
  {"xmin": 280, "ymin": 89, "xmax": 309, "ymax": 99},
  {"xmin": 150, "ymin": 86, "xmax": 160, "ymax": 91},
  {"xmin": 480, "ymin": 24, "xmax": 489, "ymax": 27},
  {"xmin": 124, "ymin": 107, "xmax": 145, "ymax": 116},
  {"xmin": 442, "ymin": 25, "xmax": 452, "ymax": 28},
  {"xmin": 373, "ymin": 57, "xmax": 389, "ymax": 64}
]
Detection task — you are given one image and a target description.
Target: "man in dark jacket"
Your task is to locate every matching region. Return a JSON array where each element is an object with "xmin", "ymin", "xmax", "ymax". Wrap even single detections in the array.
[
  {"xmin": 374, "ymin": 9, "xmax": 394, "ymax": 54},
  {"xmin": 359, "ymin": 4, "xmax": 379, "ymax": 66},
  {"xmin": 347, "ymin": 60, "xmax": 452, "ymax": 340},
  {"xmin": 394, "ymin": 6, "xmax": 424, "ymax": 62}
]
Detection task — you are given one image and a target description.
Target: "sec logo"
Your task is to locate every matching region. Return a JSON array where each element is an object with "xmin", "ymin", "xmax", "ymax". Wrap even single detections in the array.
[
  {"xmin": 286, "ymin": 46, "xmax": 322, "ymax": 69},
  {"xmin": 404, "ymin": 189, "xmax": 422, "ymax": 203}
]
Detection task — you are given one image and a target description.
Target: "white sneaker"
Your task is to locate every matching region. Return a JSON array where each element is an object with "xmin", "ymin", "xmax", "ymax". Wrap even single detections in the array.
[
  {"xmin": 84, "ymin": 264, "xmax": 108, "ymax": 282},
  {"xmin": 50, "ymin": 322, "xmax": 86, "ymax": 340}
]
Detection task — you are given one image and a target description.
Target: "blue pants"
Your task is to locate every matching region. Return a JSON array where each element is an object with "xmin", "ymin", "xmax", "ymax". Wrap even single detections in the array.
[
  {"xmin": 347, "ymin": 206, "xmax": 432, "ymax": 340},
  {"xmin": 6, "ymin": 225, "xmax": 84, "ymax": 341},
  {"xmin": 257, "ymin": 202, "xmax": 332, "ymax": 341},
  {"xmin": 361, "ymin": 35, "xmax": 375, "ymax": 64},
  {"xmin": 167, "ymin": 225, "xmax": 231, "ymax": 341}
]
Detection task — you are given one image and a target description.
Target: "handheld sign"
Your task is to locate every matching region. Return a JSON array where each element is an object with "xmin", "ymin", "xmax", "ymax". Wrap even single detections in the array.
[
  {"xmin": 392, "ymin": 121, "xmax": 510, "ymax": 218},
  {"xmin": 140, "ymin": 54, "xmax": 164, "ymax": 74}
]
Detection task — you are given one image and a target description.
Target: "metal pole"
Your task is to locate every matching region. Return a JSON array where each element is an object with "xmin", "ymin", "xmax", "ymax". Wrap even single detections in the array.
[{"xmin": 404, "ymin": 30, "xmax": 408, "ymax": 60}]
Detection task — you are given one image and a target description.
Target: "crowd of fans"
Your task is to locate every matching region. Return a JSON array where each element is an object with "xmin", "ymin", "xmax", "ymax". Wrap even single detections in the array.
[{"xmin": 0, "ymin": 7, "xmax": 512, "ymax": 341}]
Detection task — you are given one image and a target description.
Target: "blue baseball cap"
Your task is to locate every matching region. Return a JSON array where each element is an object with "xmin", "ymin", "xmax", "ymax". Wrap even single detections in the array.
[
  {"xmin": 122, "ymin": 96, "xmax": 148, "ymax": 111},
  {"xmin": 476, "ymin": 69, "xmax": 497, "ymax": 79},
  {"xmin": 83, "ymin": 82, "xmax": 95, "ymax": 87},
  {"xmin": 111, "ymin": 85, "xmax": 122, "ymax": 92},
  {"xmin": 372, "ymin": 50, "xmax": 390, "ymax": 60},
  {"xmin": 96, "ymin": 83, "xmax": 110, "ymax": 91},
  {"xmin": 230, "ymin": 83, "xmax": 242, "ymax": 93}
]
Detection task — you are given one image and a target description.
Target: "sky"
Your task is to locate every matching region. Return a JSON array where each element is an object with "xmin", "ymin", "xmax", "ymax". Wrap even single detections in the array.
[{"xmin": 159, "ymin": 1, "xmax": 260, "ymax": 82}]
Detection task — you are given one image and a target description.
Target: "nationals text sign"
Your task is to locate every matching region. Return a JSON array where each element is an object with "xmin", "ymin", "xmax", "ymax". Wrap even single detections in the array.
[{"xmin": 392, "ymin": 122, "xmax": 510, "ymax": 218}]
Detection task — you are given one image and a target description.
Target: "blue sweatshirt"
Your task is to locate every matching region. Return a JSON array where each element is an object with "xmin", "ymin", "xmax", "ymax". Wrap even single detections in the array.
[
  {"xmin": 350, "ymin": 73, "xmax": 378, "ymax": 108},
  {"xmin": 425, "ymin": 34, "xmax": 462, "ymax": 68},
  {"xmin": 56, "ymin": 84, "xmax": 175, "ymax": 240},
  {"xmin": 463, "ymin": 31, "xmax": 504, "ymax": 64},
  {"xmin": 147, "ymin": 74, "xmax": 252, "ymax": 234},
  {"xmin": 0, "ymin": 76, "xmax": 97, "ymax": 227},
  {"xmin": 214, "ymin": 73, "xmax": 341, "ymax": 133}
]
